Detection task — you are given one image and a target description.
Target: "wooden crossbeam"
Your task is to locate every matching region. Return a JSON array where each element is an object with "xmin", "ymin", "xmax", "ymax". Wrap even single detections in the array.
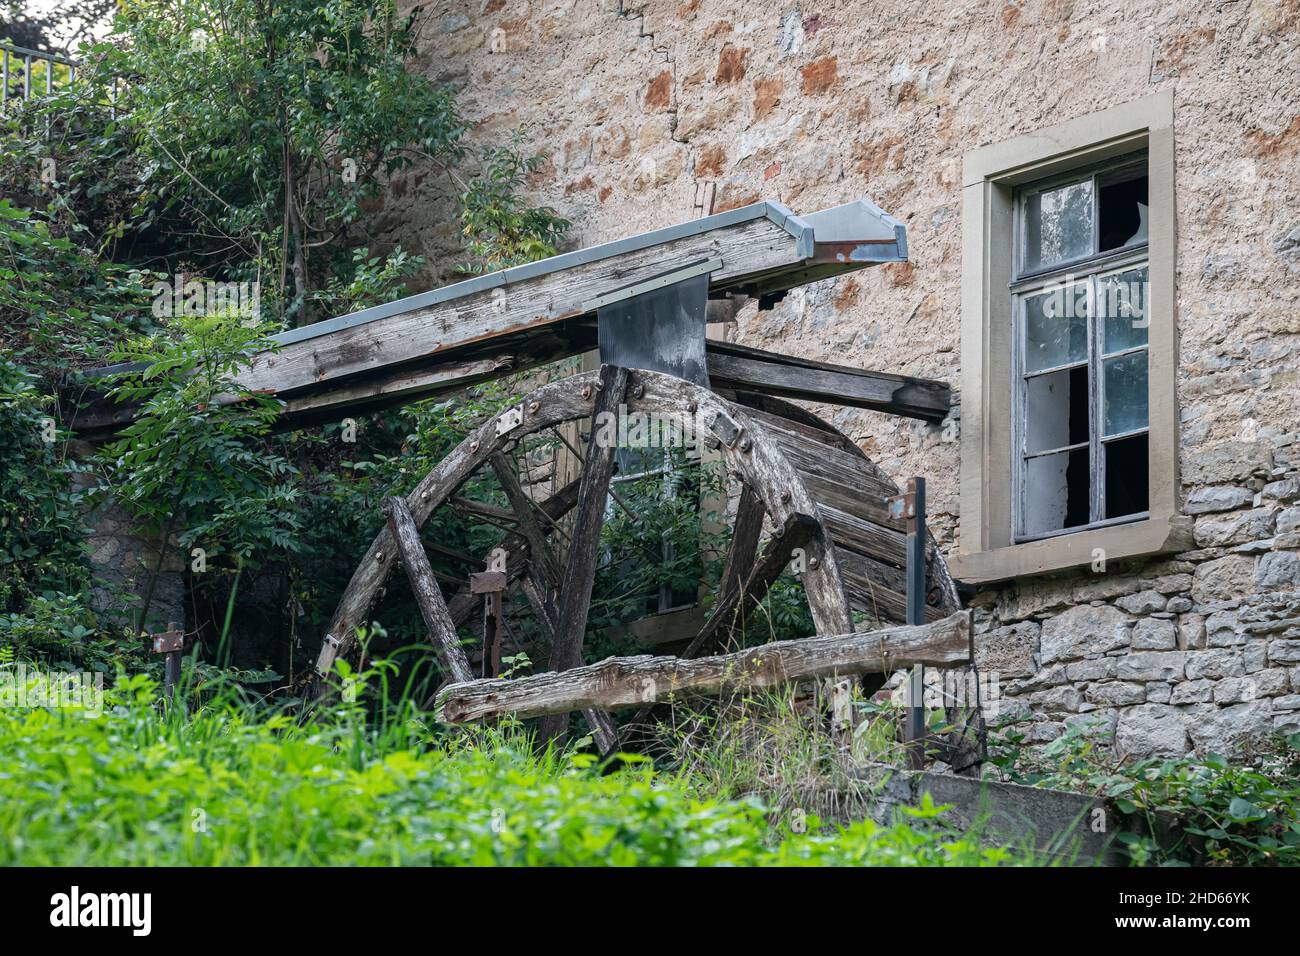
[
  {"xmin": 381, "ymin": 496, "xmax": 474, "ymax": 684},
  {"xmin": 435, "ymin": 611, "xmax": 972, "ymax": 723},
  {"xmin": 706, "ymin": 340, "xmax": 951, "ymax": 422}
]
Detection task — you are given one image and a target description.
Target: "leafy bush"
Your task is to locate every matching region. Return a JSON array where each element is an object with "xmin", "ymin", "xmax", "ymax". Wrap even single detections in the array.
[
  {"xmin": 0, "ymin": 671, "xmax": 1030, "ymax": 866},
  {"xmin": 991, "ymin": 720, "xmax": 1300, "ymax": 865}
]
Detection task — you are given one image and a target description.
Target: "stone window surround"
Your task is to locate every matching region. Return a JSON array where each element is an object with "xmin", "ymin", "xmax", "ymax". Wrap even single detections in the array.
[{"xmin": 950, "ymin": 91, "xmax": 1192, "ymax": 585}]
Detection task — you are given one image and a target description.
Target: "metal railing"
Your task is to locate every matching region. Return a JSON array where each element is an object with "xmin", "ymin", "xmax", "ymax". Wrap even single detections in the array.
[{"xmin": 0, "ymin": 41, "xmax": 78, "ymax": 110}]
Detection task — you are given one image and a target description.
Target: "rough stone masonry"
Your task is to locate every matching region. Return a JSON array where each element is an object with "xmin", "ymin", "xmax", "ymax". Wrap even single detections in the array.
[{"xmin": 375, "ymin": 0, "xmax": 1300, "ymax": 757}]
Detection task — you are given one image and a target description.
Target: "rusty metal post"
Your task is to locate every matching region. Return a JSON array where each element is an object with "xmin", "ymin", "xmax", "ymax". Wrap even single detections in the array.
[
  {"xmin": 150, "ymin": 624, "xmax": 184, "ymax": 701},
  {"xmin": 470, "ymin": 570, "xmax": 507, "ymax": 678}
]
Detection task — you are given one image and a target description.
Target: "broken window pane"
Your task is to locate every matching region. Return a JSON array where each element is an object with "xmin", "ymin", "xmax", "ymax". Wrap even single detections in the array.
[
  {"xmin": 1105, "ymin": 432, "xmax": 1149, "ymax": 518},
  {"xmin": 1025, "ymin": 365, "xmax": 1089, "ymax": 454},
  {"xmin": 1098, "ymin": 171, "xmax": 1148, "ymax": 252},
  {"xmin": 1099, "ymin": 266, "xmax": 1149, "ymax": 354},
  {"xmin": 1023, "ymin": 179, "xmax": 1093, "ymax": 271},
  {"xmin": 1103, "ymin": 350, "xmax": 1148, "ymax": 435},
  {"xmin": 1023, "ymin": 447, "xmax": 1091, "ymax": 536},
  {"xmin": 1024, "ymin": 282, "xmax": 1088, "ymax": 373}
]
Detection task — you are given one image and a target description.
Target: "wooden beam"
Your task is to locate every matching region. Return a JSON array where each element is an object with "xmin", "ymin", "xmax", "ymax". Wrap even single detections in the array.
[
  {"xmin": 705, "ymin": 340, "xmax": 951, "ymax": 422},
  {"xmin": 436, "ymin": 611, "xmax": 972, "ymax": 723},
  {"xmin": 548, "ymin": 365, "xmax": 629, "ymax": 673},
  {"xmin": 538, "ymin": 365, "xmax": 630, "ymax": 743},
  {"xmin": 68, "ymin": 333, "xmax": 951, "ymax": 438},
  {"xmin": 382, "ymin": 496, "xmax": 474, "ymax": 684},
  {"xmin": 234, "ymin": 220, "xmax": 794, "ymax": 403},
  {"xmin": 517, "ymin": 565, "xmax": 617, "ymax": 756}
]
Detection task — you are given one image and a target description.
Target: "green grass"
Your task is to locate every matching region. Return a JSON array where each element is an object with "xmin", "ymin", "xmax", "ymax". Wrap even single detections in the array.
[{"xmin": 0, "ymin": 670, "xmax": 1035, "ymax": 866}]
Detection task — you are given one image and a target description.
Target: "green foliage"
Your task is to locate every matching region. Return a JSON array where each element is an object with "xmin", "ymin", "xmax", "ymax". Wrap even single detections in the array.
[
  {"xmin": 311, "ymin": 246, "xmax": 424, "ymax": 316},
  {"xmin": 0, "ymin": 200, "xmax": 155, "ymax": 373},
  {"xmin": 460, "ymin": 128, "xmax": 569, "ymax": 273},
  {"xmin": 0, "ymin": 670, "xmax": 1030, "ymax": 866},
  {"xmin": 99, "ymin": 312, "xmax": 301, "ymax": 567},
  {"xmin": 0, "ymin": 360, "xmax": 89, "ymax": 607},
  {"xmin": 991, "ymin": 720, "xmax": 1300, "ymax": 865},
  {"xmin": 1, "ymin": 0, "xmax": 465, "ymax": 327}
]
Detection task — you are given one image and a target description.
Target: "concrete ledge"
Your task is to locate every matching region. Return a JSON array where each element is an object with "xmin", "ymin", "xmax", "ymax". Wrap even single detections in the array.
[{"xmin": 852, "ymin": 763, "xmax": 1119, "ymax": 864}]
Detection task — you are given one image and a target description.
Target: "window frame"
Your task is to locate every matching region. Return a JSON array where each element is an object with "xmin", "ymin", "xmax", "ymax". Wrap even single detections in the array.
[
  {"xmin": 951, "ymin": 92, "xmax": 1190, "ymax": 585},
  {"xmin": 1010, "ymin": 153, "xmax": 1151, "ymax": 543}
]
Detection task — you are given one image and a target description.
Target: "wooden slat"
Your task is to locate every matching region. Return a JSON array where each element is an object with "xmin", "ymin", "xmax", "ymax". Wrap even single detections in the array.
[
  {"xmin": 836, "ymin": 548, "xmax": 946, "ymax": 624},
  {"xmin": 436, "ymin": 611, "xmax": 972, "ymax": 722},
  {"xmin": 382, "ymin": 496, "xmax": 474, "ymax": 683}
]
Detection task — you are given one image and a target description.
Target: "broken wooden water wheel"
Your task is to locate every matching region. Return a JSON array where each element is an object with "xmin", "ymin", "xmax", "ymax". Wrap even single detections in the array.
[{"xmin": 312, "ymin": 363, "xmax": 966, "ymax": 748}]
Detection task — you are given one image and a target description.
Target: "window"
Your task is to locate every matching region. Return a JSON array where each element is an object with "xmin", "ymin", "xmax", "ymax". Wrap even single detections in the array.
[
  {"xmin": 951, "ymin": 93, "xmax": 1191, "ymax": 585},
  {"xmin": 1013, "ymin": 156, "xmax": 1150, "ymax": 540}
]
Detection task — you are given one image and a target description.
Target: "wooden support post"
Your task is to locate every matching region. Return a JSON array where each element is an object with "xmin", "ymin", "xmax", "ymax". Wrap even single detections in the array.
[
  {"xmin": 538, "ymin": 364, "xmax": 630, "ymax": 745},
  {"xmin": 470, "ymin": 570, "xmax": 507, "ymax": 678},
  {"xmin": 436, "ymin": 611, "xmax": 972, "ymax": 723},
  {"xmin": 382, "ymin": 496, "xmax": 475, "ymax": 684},
  {"xmin": 516, "ymin": 564, "xmax": 617, "ymax": 755},
  {"xmin": 150, "ymin": 625, "xmax": 184, "ymax": 702}
]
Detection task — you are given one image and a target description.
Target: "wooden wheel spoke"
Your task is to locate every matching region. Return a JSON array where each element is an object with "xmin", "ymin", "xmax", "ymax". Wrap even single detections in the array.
[
  {"xmin": 382, "ymin": 496, "xmax": 474, "ymax": 684},
  {"xmin": 538, "ymin": 365, "xmax": 630, "ymax": 745},
  {"xmin": 717, "ymin": 483, "xmax": 764, "ymax": 608},
  {"xmin": 682, "ymin": 511, "xmax": 819, "ymax": 660},
  {"xmin": 489, "ymin": 451, "xmax": 562, "ymax": 588}
]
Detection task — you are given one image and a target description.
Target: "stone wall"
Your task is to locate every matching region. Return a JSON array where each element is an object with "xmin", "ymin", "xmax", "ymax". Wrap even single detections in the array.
[{"xmin": 387, "ymin": 0, "xmax": 1300, "ymax": 755}]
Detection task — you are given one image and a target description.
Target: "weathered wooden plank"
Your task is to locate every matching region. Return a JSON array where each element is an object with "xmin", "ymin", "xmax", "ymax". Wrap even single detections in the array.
[
  {"xmin": 706, "ymin": 340, "xmax": 951, "ymax": 421},
  {"xmin": 836, "ymin": 548, "xmax": 946, "ymax": 624},
  {"xmin": 538, "ymin": 365, "xmax": 630, "ymax": 743},
  {"xmin": 817, "ymin": 504, "xmax": 908, "ymax": 568},
  {"xmin": 549, "ymin": 365, "xmax": 629, "ymax": 672},
  {"xmin": 237, "ymin": 219, "xmax": 795, "ymax": 402},
  {"xmin": 382, "ymin": 496, "xmax": 474, "ymax": 684},
  {"xmin": 436, "ymin": 611, "xmax": 972, "ymax": 722}
]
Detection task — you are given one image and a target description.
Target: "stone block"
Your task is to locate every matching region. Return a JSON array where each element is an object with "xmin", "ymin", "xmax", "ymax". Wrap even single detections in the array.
[{"xmin": 1040, "ymin": 604, "xmax": 1131, "ymax": 663}]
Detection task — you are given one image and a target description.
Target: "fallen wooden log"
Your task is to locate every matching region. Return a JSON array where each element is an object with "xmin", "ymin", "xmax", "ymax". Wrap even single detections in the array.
[{"xmin": 435, "ymin": 610, "xmax": 970, "ymax": 723}]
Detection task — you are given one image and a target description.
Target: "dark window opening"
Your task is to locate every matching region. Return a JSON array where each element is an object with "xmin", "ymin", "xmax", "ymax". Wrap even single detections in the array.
[
  {"xmin": 1105, "ymin": 433, "xmax": 1149, "ymax": 518},
  {"xmin": 1098, "ymin": 173, "xmax": 1149, "ymax": 253}
]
